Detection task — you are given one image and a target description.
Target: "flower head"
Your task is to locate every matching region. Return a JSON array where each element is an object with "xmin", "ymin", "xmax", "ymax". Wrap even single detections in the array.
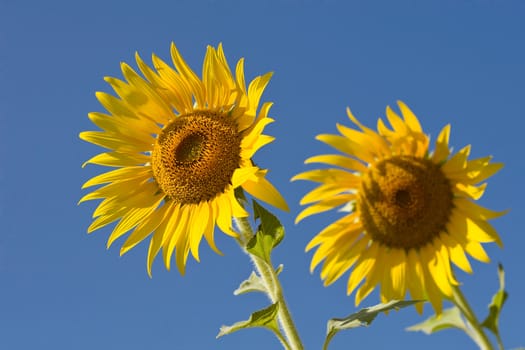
[
  {"xmin": 293, "ymin": 101, "xmax": 505, "ymax": 313},
  {"xmin": 80, "ymin": 43, "xmax": 288, "ymax": 276}
]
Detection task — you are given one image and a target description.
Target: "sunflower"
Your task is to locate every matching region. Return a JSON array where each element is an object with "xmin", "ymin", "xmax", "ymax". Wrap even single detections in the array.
[
  {"xmin": 80, "ymin": 43, "xmax": 288, "ymax": 276},
  {"xmin": 293, "ymin": 101, "xmax": 505, "ymax": 313}
]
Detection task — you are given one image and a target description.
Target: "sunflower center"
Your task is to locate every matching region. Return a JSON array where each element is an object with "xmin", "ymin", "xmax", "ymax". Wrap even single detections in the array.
[
  {"xmin": 175, "ymin": 133, "xmax": 206, "ymax": 163},
  {"xmin": 152, "ymin": 111, "xmax": 242, "ymax": 204},
  {"xmin": 358, "ymin": 156, "xmax": 453, "ymax": 249}
]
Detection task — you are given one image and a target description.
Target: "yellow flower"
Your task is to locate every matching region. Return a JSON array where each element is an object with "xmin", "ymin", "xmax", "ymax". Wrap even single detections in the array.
[
  {"xmin": 293, "ymin": 101, "xmax": 505, "ymax": 313},
  {"xmin": 80, "ymin": 43, "xmax": 288, "ymax": 276}
]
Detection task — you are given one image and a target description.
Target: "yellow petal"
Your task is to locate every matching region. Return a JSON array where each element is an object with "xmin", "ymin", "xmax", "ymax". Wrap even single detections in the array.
[
  {"xmin": 297, "ymin": 183, "xmax": 348, "ymax": 206},
  {"xmin": 242, "ymin": 173, "xmax": 289, "ymax": 212},
  {"xmin": 346, "ymin": 243, "xmax": 377, "ymax": 296},
  {"xmin": 235, "ymin": 58, "xmax": 247, "ymax": 96},
  {"xmin": 95, "ymin": 92, "xmax": 137, "ymax": 120},
  {"xmin": 448, "ymin": 208, "xmax": 502, "ymax": 246},
  {"xmin": 87, "ymin": 111, "xmax": 159, "ymax": 137},
  {"xmin": 454, "ymin": 182, "xmax": 486, "ymax": 200},
  {"xmin": 295, "ymin": 194, "xmax": 355, "ymax": 223},
  {"xmin": 315, "ymin": 134, "xmax": 372, "ymax": 163},
  {"xmin": 387, "ymin": 249, "xmax": 407, "ymax": 300},
  {"xmin": 120, "ymin": 203, "xmax": 170, "ymax": 255},
  {"xmin": 118, "ymin": 63, "xmax": 173, "ymax": 122},
  {"xmin": 454, "ymin": 197, "xmax": 508, "ymax": 221},
  {"xmin": 150, "ymin": 54, "xmax": 194, "ymax": 113},
  {"xmin": 305, "ymin": 214, "xmax": 358, "ymax": 251},
  {"xmin": 420, "ymin": 244, "xmax": 452, "ymax": 298},
  {"xmin": 87, "ymin": 208, "xmax": 127, "ymax": 233},
  {"xmin": 147, "ymin": 204, "xmax": 176, "ymax": 277},
  {"xmin": 79, "ymin": 131, "xmax": 152, "ymax": 153},
  {"xmin": 247, "ymin": 72, "xmax": 272, "ymax": 115},
  {"xmin": 175, "ymin": 218, "xmax": 192, "ymax": 276},
  {"xmin": 433, "ymin": 124, "xmax": 451, "ymax": 163},
  {"xmin": 215, "ymin": 193, "xmax": 238, "ymax": 237},
  {"xmin": 470, "ymin": 161, "xmax": 503, "ymax": 184},
  {"xmin": 241, "ymin": 117, "xmax": 274, "ymax": 149},
  {"xmin": 310, "ymin": 228, "xmax": 361, "ymax": 275},
  {"xmin": 170, "ymin": 43, "xmax": 206, "ymax": 107},
  {"xmin": 291, "ymin": 168, "xmax": 358, "ymax": 185},
  {"xmin": 202, "ymin": 201, "xmax": 222, "ymax": 255},
  {"xmin": 228, "ymin": 190, "xmax": 248, "ymax": 218},
  {"xmin": 346, "ymin": 107, "xmax": 390, "ymax": 153},
  {"xmin": 304, "ymin": 154, "xmax": 368, "ymax": 173},
  {"xmin": 442, "ymin": 145, "xmax": 471, "ymax": 174},
  {"xmin": 377, "ymin": 118, "xmax": 394, "ymax": 138},
  {"xmin": 397, "ymin": 101, "xmax": 422, "ymax": 132},
  {"xmin": 465, "ymin": 216, "xmax": 502, "ymax": 246},
  {"xmin": 355, "ymin": 246, "xmax": 384, "ymax": 306},
  {"xmin": 336, "ymin": 124, "xmax": 376, "ymax": 154},
  {"xmin": 464, "ymin": 239, "xmax": 490, "ymax": 262},
  {"xmin": 161, "ymin": 204, "xmax": 186, "ymax": 271},
  {"xmin": 440, "ymin": 233, "xmax": 473, "ymax": 274},
  {"xmin": 79, "ymin": 176, "xmax": 147, "ymax": 204},
  {"xmin": 435, "ymin": 239, "xmax": 459, "ymax": 286},
  {"xmin": 189, "ymin": 203, "xmax": 209, "ymax": 262},
  {"xmin": 231, "ymin": 166, "xmax": 259, "ymax": 187},
  {"xmin": 242, "ymin": 135, "xmax": 275, "ymax": 159},
  {"xmin": 318, "ymin": 227, "xmax": 362, "ymax": 279},
  {"xmin": 323, "ymin": 236, "xmax": 367, "ymax": 286},
  {"xmin": 316, "ymin": 133, "xmax": 353, "ymax": 152},
  {"xmin": 385, "ymin": 105, "xmax": 408, "ymax": 134},
  {"xmin": 406, "ymin": 250, "xmax": 425, "ymax": 314},
  {"xmin": 107, "ymin": 200, "xmax": 162, "ymax": 249},
  {"xmin": 82, "ymin": 152, "xmax": 150, "ymax": 168},
  {"xmin": 421, "ymin": 259, "xmax": 444, "ymax": 314}
]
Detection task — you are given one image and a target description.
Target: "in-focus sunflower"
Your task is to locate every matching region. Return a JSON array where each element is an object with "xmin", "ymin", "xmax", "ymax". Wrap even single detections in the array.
[
  {"xmin": 80, "ymin": 43, "xmax": 288, "ymax": 276},
  {"xmin": 293, "ymin": 101, "xmax": 505, "ymax": 313}
]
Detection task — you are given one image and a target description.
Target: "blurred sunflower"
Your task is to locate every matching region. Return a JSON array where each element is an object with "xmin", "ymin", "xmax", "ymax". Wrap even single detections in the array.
[
  {"xmin": 80, "ymin": 43, "xmax": 288, "ymax": 276},
  {"xmin": 293, "ymin": 101, "xmax": 505, "ymax": 313}
]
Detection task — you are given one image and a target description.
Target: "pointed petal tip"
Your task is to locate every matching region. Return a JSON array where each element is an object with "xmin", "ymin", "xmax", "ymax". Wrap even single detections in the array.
[
  {"xmin": 290, "ymin": 174, "xmax": 300, "ymax": 182},
  {"xmin": 176, "ymin": 263, "xmax": 187, "ymax": 276},
  {"xmin": 396, "ymin": 99, "xmax": 407, "ymax": 107},
  {"xmin": 119, "ymin": 246, "xmax": 130, "ymax": 256}
]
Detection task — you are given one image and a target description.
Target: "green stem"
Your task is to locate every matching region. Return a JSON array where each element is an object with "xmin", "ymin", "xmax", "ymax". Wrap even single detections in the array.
[
  {"xmin": 234, "ymin": 216, "xmax": 304, "ymax": 350},
  {"xmin": 273, "ymin": 326, "xmax": 293, "ymax": 350},
  {"xmin": 451, "ymin": 284, "xmax": 494, "ymax": 350}
]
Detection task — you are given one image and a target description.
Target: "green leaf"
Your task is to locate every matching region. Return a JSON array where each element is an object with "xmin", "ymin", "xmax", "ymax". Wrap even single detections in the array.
[
  {"xmin": 253, "ymin": 200, "xmax": 285, "ymax": 247},
  {"xmin": 246, "ymin": 200, "xmax": 285, "ymax": 263},
  {"xmin": 233, "ymin": 265, "xmax": 283, "ymax": 296},
  {"xmin": 234, "ymin": 271, "xmax": 267, "ymax": 295},
  {"xmin": 324, "ymin": 300, "xmax": 422, "ymax": 350},
  {"xmin": 481, "ymin": 263, "xmax": 508, "ymax": 337},
  {"xmin": 216, "ymin": 302, "xmax": 281, "ymax": 339},
  {"xmin": 406, "ymin": 306, "xmax": 468, "ymax": 334}
]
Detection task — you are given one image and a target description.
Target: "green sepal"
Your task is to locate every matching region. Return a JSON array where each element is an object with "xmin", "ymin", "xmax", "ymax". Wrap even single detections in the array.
[
  {"xmin": 406, "ymin": 306, "xmax": 468, "ymax": 334},
  {"xmin": 234, "ymin": 271, "xmax": 267, "ymax": 295},
  {"xmin": 246, "ymin": 200, "xmax": 285, "ymax": 263},
  {"xmin": 481, "ymin": 263, "xmax": 508, "ymax": 338},
  {"xmin": 324, "ymin": 300, "xmax": 422, "ymax": 350},
  {"xmin": 216, "ymin": 302, "xmax": 281, "ymax": 339}
]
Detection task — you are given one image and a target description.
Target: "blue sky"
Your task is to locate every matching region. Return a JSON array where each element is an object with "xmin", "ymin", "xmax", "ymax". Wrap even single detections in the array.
[{"xmin": 1, "ymin": 0, "xmax": 524, "ymax": 349}]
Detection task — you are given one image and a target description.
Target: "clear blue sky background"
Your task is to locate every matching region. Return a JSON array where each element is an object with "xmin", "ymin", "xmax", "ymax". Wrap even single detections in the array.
[{"xmin": 1, "ymin": 1, "xmax": 524, "ymax": 349}]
